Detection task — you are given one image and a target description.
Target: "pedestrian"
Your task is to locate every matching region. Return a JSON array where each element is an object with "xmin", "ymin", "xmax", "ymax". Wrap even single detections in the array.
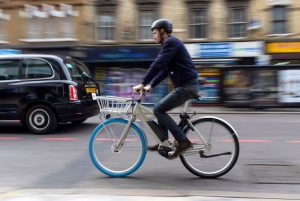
[{"xmin": 133, "ymin": 19, "xmax": 199, "ymax": 158}]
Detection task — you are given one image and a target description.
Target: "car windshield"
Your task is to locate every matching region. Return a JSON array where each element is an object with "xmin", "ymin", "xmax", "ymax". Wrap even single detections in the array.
[{"xmin": 64, "ymin": 58, "xmax": 92, "ymax": 80}]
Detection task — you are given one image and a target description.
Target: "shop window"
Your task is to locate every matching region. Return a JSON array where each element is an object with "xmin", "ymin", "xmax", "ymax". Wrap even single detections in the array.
[
  {"xmin": 272, "ymin": 6, "xmax": 287, "ymax": 34},
  {"xmin": 139, "ymin": 11, "xmax": 156, "ymax": 40},
  {"xmin": 96, "ymin": 13, "xmax": 115, "ymax": 41},
  {"xmin": 188, "ymin": 8, "xmax": 208, "ymax": 39},
  {"xmin": 228, "ymin": 6, "xmax": 247, "ymax": 38}
]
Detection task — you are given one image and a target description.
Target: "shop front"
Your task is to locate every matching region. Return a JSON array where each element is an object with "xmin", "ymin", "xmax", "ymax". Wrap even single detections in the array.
[
  {"xmin": 186, "ymin": 41, "xmax": 264, "ymax": 105},
  {"xmin": 76, "ymin": 46, "xmax": 169, "ymax": 104}
]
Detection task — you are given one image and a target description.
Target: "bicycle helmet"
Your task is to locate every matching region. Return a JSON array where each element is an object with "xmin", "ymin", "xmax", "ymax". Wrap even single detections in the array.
[{"xmin": 151, "ymin": 19, "xmax": 173, "ymax": 34}]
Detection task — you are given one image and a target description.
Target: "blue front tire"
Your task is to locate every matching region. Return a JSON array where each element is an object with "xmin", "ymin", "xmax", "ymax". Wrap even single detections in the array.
[{"xmin": 89, "ymin": 118, "xmax": 147, "ymax": 177}]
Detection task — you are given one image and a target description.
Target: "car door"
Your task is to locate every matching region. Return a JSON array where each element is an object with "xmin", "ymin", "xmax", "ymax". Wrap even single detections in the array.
[{"xmin": 0, "ymin": 59, "xmax": 21, "ymax": 120}]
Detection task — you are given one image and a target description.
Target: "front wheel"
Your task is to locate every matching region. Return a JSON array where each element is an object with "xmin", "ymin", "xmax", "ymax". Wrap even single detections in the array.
[
  {"xmin": 89, "ymin": 118, "xmax": 147, "ymax": 177},
  {"xmin": 180, "ymin": 117, "xmax": 239, "ymax": 178}
]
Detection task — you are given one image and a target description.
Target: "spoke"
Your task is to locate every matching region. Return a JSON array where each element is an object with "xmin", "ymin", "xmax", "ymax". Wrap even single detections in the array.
[
  {"xmin": 104, "ymin": 125, "xmax": 116, "ymax": 143},
  {"xmin": 208, "ymin": 119, "xmax": 215, "ymax": 143}
]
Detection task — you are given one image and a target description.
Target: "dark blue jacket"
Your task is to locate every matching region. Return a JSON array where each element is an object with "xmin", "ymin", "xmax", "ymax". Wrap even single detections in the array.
[{"xmin": 142, "ymin": 35, "xmax": 198, "ymax": 88}]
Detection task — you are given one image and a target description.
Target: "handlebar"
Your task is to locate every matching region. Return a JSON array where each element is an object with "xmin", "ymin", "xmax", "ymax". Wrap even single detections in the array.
[{"xmin": 131, "ymin": 89, "xmax": 147, "ymax": 102}]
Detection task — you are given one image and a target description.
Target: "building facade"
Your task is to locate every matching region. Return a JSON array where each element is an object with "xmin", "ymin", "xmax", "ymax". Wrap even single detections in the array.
[
  {"xmin": 0, "ymin": 0, "xmax": 88, "ymax": 55},
  {"xmin": 1, "ymin": 0, "xmax": 300, "ymax": 104}
]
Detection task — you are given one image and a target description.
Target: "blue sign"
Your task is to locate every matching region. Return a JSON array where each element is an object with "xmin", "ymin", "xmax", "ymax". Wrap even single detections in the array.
[
  {"xmin": 85, "ymin": 46, "xmax": 160, "ymax": 62},
  {"xmin": 200, "ymin": 43, "xmax": 231, "ymax": 57},
  {"xmin": 0, "ymin": 49, "xmax": 22, "ymax": 55}
]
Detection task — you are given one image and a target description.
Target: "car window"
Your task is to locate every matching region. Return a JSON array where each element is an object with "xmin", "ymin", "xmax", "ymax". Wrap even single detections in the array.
[
  {"xmin": 0, "ymin": 59, "xmax": 19, "ymax": 80},
  {"xmin": 22, "ymin": 59, "xmax": 53, "ymax": 79},
  {"xmin": 64, "ymin": 58, "xmax": 92, "ymax": 81}
]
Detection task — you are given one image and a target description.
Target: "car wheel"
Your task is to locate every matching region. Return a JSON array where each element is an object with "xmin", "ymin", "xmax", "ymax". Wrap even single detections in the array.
[{"xmin": 25, "ymin": 105, "xmax": 57, "ymax": 134}]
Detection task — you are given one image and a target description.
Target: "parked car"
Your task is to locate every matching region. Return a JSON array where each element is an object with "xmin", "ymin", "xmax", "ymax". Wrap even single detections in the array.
[{"xmin": 0, "ymin": 54, "xmax": 100, "ymax": 134}]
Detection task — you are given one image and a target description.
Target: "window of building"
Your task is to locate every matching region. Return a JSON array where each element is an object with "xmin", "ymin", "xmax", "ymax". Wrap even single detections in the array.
[
  {"xmin": 19, "ymin": 4, "xmax": 77, "ymax": 41},
  {"xmin": 139, "ymin": 11, "xmax": 155, "ymax": 40},
  {"xmin": 186, "ymin": 0, "xmax": 210, "ymax": 40},
  {"xmin": 188, "ymin": 8, "xmax": 208, "ymax": 39},
  {"xmin": 0, "ymin": 19, "xmax": 4, "ymax": 41},
  {"xmin": 96, "ymin": 13, "xmax": 115, "ymax": 41},
  {"xmin": 136, "ymin": 0, "xmax": 159, "ymax": 41},
  {"xmin": 272, "ymin": 6, "xmax": 287, "ymax": 34},
  {"xmin": 228, "ymin": 6, "xmax": 247, "ymax": 38},
  {"xmin": 0, "ymin": 9, "xmax": 10, "ymax": 42},
  {"xmin": 60, "ymin": 4, "xmax": 77, "ymax": 38}
]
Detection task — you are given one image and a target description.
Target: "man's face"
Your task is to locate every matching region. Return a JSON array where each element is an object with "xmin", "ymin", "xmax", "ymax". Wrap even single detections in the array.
[{"xmin": 152, "ymin": 29, "xmax": 161, "ymax": 43}]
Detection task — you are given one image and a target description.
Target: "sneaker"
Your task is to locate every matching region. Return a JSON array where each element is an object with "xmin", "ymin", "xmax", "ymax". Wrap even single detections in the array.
[
  {"xmin": 168, "ymin": 139, "xmax": 192, "ymax": 159},
  {"xmin": 147, "ymin": 144, "xmax": 159, "ymax": 151}
]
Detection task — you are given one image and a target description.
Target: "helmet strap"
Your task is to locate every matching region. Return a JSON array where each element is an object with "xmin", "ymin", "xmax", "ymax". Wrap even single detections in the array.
[{"xmin": 159, "ymin": 29, "xmax": 165, "ymax": 44}]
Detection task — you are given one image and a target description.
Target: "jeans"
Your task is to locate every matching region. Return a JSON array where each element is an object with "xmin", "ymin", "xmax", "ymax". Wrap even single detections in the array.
[{"xmin": 153, "ymin": 85, "xmax": 198, "ymax": 142}]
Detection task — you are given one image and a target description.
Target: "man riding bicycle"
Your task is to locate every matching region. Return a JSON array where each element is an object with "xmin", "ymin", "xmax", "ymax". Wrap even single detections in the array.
[{"xmin": 133, "ymin": 19, "xmax": 199, "ymax": 159}]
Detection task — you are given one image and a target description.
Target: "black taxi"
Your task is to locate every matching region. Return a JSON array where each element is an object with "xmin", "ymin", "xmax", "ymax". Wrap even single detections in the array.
[{"xmin": 0, "ymin": 54, "xmax": 100, "ymax": 134}]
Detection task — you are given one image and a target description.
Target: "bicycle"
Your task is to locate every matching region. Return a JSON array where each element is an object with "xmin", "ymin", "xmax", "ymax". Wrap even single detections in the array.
[{"xmin": 89, "ymin": 91, "xmax": 239, "ymax": 178}]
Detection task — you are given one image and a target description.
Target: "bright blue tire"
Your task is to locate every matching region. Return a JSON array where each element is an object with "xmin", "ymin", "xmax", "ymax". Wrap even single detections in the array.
[{"xmin": 89, "ymin": 118, "xmax": 147, "ymax": 177}]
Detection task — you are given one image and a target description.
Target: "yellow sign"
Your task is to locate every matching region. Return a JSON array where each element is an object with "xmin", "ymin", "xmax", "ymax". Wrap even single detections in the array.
[{"xmin": 266, "ymin": 42, "xmax": 300, "ymax": 53}]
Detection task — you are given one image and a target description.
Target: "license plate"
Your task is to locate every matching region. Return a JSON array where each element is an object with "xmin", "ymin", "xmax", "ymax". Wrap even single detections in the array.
[{"xmin": 86, "ymin": 87, "xmax": 97, "ymax": 93}]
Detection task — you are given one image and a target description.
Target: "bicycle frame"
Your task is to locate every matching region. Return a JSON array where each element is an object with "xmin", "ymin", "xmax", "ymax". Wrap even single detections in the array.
[{"xmin": 113, "ymin": 94, "xmax": 208, "ymax": 154}]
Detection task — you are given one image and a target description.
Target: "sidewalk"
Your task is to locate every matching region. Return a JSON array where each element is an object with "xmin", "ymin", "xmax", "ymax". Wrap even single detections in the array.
[{"xmin": 1, "ymin": 189, "xmax": 300, "ymax": 201}]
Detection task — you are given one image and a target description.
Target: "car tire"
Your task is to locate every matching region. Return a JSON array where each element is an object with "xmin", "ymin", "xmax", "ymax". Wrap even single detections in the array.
[{"xmin": 25, "ymin": 105, "xmax": 57, "ymax": 134}]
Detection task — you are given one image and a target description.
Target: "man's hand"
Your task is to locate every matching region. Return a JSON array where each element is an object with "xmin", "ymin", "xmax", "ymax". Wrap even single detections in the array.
[
  {"xmin": 144, "ymin": 85, "xmax": 152, "ymax": 92},
  {"xmin": 132, "ymin": 84, "xmax": 144, "ymax": 93}
]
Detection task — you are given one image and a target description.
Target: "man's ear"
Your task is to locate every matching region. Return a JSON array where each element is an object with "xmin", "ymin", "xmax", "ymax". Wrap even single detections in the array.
[{"xmin": 159, "ymin": 28, "xmax": 165, "ymax": 34}]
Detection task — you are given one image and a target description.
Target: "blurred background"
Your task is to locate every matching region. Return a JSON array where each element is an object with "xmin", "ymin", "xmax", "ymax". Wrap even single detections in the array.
[{"xmin": 1, "ymin": 0, "xmax": 300, "ymax": 107}]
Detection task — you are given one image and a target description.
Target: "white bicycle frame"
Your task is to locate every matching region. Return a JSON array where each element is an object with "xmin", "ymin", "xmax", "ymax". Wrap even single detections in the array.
[{"xmin": 113, "ymin": 93, "xmax": 208, "ymax": 155}]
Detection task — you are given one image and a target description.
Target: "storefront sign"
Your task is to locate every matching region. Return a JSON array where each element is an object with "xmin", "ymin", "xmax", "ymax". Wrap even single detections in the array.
[
  {"xmin": 200, "ymin": 43, "xmax": 231, "ymax": 57},
  {"xmin": 186, "ymin": 43, "xmax": 231, "ymax": 58},
  {"xmin": 85, "ymin": 46, "xmax": 160, "ymax": 62},
  {"xmin": 231, "ymin": 41, "xmax": 264, "ymax": 57},
  {"xmin": 186, "ymin": 41, "xmax": 264, "ymax": 58},
  {"xmin": 266, "ymin": 42, "xmax": 300, "ymax": 53}
]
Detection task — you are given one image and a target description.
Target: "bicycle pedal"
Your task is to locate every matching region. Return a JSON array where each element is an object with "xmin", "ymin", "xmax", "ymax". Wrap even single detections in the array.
[{"xmin": 158, "ymin": 145, "xmax": 173, "ymax": 158}]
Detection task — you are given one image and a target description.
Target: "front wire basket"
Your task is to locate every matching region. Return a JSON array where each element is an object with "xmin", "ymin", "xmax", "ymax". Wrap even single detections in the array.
[{"xmin": 96, "ymin": 96, "xmax": 132, "ymax": 115}]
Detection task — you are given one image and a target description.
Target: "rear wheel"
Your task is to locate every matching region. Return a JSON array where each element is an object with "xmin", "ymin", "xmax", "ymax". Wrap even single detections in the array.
[
  {"xmin": 25, "ymin": 105, "xmax": 57, "ymax": 134},
  {"xmin": 180, "ymin": 117, "xmax": 239, "ymax": 178}
]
